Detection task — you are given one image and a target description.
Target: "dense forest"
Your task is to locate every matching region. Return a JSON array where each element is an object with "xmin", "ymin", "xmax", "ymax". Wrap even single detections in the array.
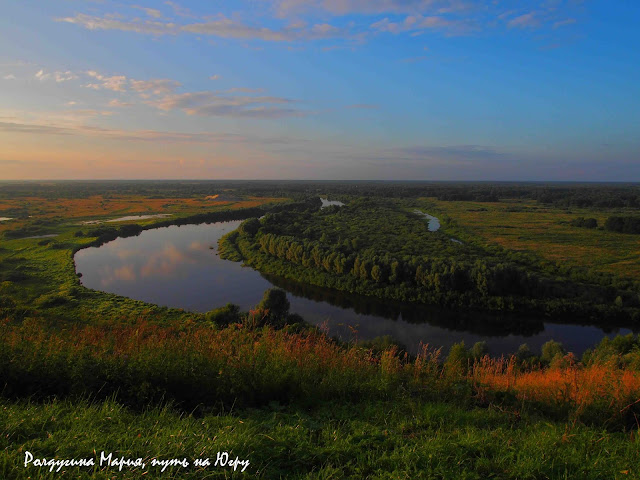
[
  {"xmin": 2, "ymin": 180, "xmax": 640, "ymax": 208},
  {"xmin": 220, "ymin": 196, "xmax": 640, "ymax": 324}
]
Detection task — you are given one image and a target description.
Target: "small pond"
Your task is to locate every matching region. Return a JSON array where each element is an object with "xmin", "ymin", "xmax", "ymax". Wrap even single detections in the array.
[{"xmin": 321, "ymin": 198, "xmax": 345, "ymax": 209}]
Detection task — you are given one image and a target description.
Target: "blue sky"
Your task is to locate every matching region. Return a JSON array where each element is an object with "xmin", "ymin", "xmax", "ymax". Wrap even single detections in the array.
[{"xmin": 0, "ymin": 0, "xmax": 638, "ymax": 180}]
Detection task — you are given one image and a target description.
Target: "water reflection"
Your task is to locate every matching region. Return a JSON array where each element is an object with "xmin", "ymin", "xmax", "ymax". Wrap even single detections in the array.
[
  {"xmin": 74, "ymin": 220, "xmax": 633, "ymax": 356},
  {"xmin": 414, "ymin": 210, "xmax": 441, "ymax": 232},
  {"xmin": 81, "ymin": 214, "xmax": 172, "ymax": 225},
  {"xmin": 320, "ymin": 198, "xmax": 345, "ymax": 209},
  {"xmin": 263, "ymin": 273, "xmax": 545, "ymax": 336}
]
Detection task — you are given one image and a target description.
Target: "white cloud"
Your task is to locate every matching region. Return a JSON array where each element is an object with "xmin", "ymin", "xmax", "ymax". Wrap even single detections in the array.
[
  {"xmin": 507, "ymin": 12, "xmax": 539, "ymax": 29},
  {"xmin": 0, "ymin": 118, "xmax": 286, "ymax": 144},
  {"xmin": 371, "ymin": 14, "xmax": 472, "ymax": 35},
  {"xmin": 58, "ymin": 13, "xmax": 343, "ymax": 42},
  {"xmin": 133, "ymin": 6, "xmax": 163, "ymax": 18},
  {"xmin": 57, "ymin": 13, "xmax": 178, "ymax": 35},
  {"xmin": 24, "ymin": 66, "xmax": 302, "ymax": 120},
  {"xmin": 272, "ymin": 0, "xmax": 468, "ymax": 17},
  {"xmin": 108, "ymin": 99, "xmax": 133, "ymax": 107},
  {"xmin": 553, "ymin": 18, "xmax": 576, "ymax": 29},
  {"xmin": 54, "ymin": 71, "xmax": 78, "ymax": 82},
  {"xmin": 35, "ymin": 69, "xmax": 51, "ymax": 81},
  {"xmin": 209, "ymin": 74, "xmax": 222, "ymax": 80},
  {"xmin": 35, "ymin": 69, "xmax": 77, "ymax": 82},
  {"xmin": 151, "ymin": 90, "xmax": 303, "ymax": 118},
  {"xmin": 56, "ymin": 0, "xmax": 584, "ymax": 46},
  {"xmin": 2, "ymin": 74, "xmax": 16, "ymax": 80},
  {"xmin": 164, "ymin": 1, "xmax": 194, "ymax": 18},
  {"xmin": 85, "ymin": 71, "xmax": 128, "ymax": 91},
  {"xmin": 182, "ymin": 17, "xmax": 295, "ymax": 41},
  {"xmin": 130, "ymin": 78, "xmax": 182, "ymax": 95}
]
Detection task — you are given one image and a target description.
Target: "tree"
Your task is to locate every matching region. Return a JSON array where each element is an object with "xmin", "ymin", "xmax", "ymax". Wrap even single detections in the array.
[
  {"xmin": 238, "ymin": 218, "xmax": 260, "ymax": 236},
  {"xmin": 371, "ymin": 264, "xmax": 383, "ymax": 283},
  {"xmin": 445, "ymin": 341, "xmax": 469, "ymax": 372},
  {"xmin": 257, "ymin": 288, "xmax": 290, "ymax": 325},
  {"xmin": 541, "ymin": 340, "xmax": 565, "ymax": 365},
  {"xmin": 516, "ymin": 344, "xmax": 534, "ymax": 362},
  {"xmin": 469, "ymin": 341, "xmax": 489, "ymax": 360}
]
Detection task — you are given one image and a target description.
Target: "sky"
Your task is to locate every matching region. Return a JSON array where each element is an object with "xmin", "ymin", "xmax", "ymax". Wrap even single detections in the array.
[{"xmin": 0, "ymin": 0, "xmax": 639, "ymax": 181}]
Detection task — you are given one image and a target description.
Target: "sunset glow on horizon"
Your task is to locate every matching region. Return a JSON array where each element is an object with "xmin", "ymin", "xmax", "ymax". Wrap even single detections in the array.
[{"xmin": 1, "ymin": 1, "xmax": 639, "ymax": 181}]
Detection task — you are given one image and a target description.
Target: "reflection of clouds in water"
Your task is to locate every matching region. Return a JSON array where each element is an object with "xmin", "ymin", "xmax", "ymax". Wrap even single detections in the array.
[
  {"xmin": 95, "ymin": 240, "xmax": 215, "ymax": 285},
  {"xmin": 78, "ymin": 220, "xmax": 630, "ymax": 357},
  {"xmin": 189, "ymin": 241, "xmax": 207, "ymax": 251},
  {"xmin": 116, "ymin": 248, "xmax": 141, "ymax": 260},
  {"xmin": 100, "ymin": 265, "xmax": 136, "ymax": 286},
  {"xmin": 140, "ymin": 244, "xmax": 193, "ymax": 278}
]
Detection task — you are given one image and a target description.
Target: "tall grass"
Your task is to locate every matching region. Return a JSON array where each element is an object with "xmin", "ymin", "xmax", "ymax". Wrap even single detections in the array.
[
  {"xmin": 471, "ymin": 355, "xmax": 640, "ymax": 427},
  {"xmin": 0, "ymin": 318, "xmax": 391, "ymax": 411},
  {"xmin": 2, "ymin": 318, "xmax": 640, "ymax": 428}
]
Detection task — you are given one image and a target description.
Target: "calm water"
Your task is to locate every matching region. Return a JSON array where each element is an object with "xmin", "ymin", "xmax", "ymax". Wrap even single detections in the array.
[
  {"xmin": 74, "ymin": 220, "xmax": 632, "ymax": 355},
  {"xmin": 320, "ymin": 198, "xmax": 345, "ymax": 208},
  {"xmin": 81, "ymin": 214, "xmax": 172, "ymax": 225},
  {"xmin": 414, "ymin": 210, "xmax": 441, "ymax": 231}
]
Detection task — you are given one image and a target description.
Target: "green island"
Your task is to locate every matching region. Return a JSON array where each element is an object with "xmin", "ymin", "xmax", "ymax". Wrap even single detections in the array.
[{"xmin": 2, "ymin": 181, "xmax": 640, "ymax": 479}]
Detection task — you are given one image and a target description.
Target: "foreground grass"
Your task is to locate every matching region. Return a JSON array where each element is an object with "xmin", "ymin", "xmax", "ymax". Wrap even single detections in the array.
[
  {"xmin": 2, "ymin": 397, "xmax": 639, "ymax": 479},
  {"xmin": 3, "ymin": 319, "xmax": 640, "ymax": 429}
]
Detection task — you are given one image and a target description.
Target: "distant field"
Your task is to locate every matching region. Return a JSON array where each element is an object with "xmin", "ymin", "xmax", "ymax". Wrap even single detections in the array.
[
  {"xmin": 0, "ymin": 195, "xmax": 284, "ymax": 234},
  {"xmin": 429, "ymin": 199, "xmax": 640, "ymax": 280}
]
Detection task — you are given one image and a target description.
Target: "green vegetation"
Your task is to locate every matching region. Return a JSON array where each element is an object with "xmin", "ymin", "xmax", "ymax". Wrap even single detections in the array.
[
  {"xmin": 220, "ymin": 197, "xmax": 640, "ymax": 325},
  {"xmin": 570, "ymin": 217, "xmax": 598, "ymax": 229},
  {"xmin": 4, "ymin": 397, "xmax": 640, "ymax": 479},
  {"xmin": 2, "ymin": 181, "xmax": 640, "ymax": 478},
  {"xmin": 606, "ymin": 216, "xmax": 640, "ymax": 234},
  {"xmin": 4, "ymin": 316, "xmax": 640, "ymax": 478}
]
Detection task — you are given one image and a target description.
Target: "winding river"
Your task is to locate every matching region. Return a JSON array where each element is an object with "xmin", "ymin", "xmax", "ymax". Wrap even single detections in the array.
[{"xmin": 74, "ymin": 216, "xmax": 632, "ymax": 356}]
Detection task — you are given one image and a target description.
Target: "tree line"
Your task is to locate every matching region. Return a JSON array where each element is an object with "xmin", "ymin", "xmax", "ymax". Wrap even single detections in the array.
[{"xmin": 221, "ymin": 201, "xmax": 640, "ymax": 323}]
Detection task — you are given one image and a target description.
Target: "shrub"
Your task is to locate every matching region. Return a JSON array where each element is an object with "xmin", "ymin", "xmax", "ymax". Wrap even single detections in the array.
[
  {"xmin": 257, "ymin": 288, "xmax": 290, "ymax": 327},
  {"xmin": 445, "ymin": 341, "xmax": 469, "ymax": 373},
  {"xmin": 205, "ymin": 303, "xmax": 241, "ymax": 326},
  {"xmin": 541, "ymin": 340, "xmax": 565, "ymax": 365},
  {"xmin": 469, "ymin": 341, "xmax": 489, "ymax": 361}
]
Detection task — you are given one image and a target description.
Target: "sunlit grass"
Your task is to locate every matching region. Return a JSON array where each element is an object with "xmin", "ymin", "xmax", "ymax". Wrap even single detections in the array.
[{"xmin": 471, "ymin": 356, "xmax": 640, "ymax": 426}]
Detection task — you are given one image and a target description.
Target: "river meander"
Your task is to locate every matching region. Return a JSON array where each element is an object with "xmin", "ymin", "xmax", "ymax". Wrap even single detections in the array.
[{"xmin": 74, "ymin": 219, "xmax": 632, "ymax": 355}]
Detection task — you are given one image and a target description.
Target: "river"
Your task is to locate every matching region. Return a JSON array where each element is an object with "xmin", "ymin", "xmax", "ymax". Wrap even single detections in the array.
[{"xmin": 74, "ymin": 218, "xmax": 631, "ymax": 356}]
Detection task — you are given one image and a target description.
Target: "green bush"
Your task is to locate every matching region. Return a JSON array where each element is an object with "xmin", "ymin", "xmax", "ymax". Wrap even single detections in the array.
[{"xmin": 204, "ymin": 303, "xmax": 241, "ymax": 326}]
